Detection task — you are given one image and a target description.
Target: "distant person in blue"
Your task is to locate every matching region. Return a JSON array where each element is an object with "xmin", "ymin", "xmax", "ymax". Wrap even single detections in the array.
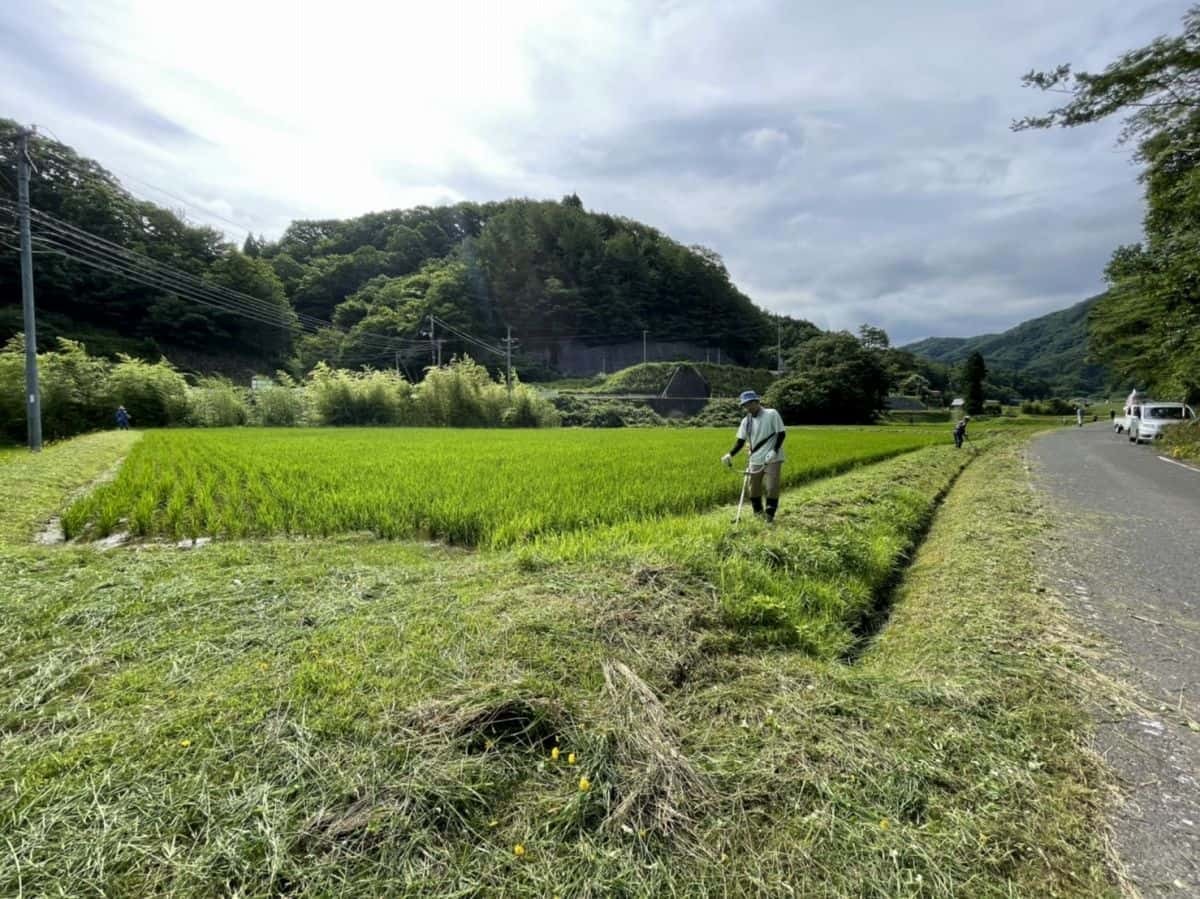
[
  {"xmin": 115, "ymin": 405, "xmax": 131, "ymax": 430},
  {"xmin": 953, "ymin": 416, "xmax": 969, "ymax": 448}
]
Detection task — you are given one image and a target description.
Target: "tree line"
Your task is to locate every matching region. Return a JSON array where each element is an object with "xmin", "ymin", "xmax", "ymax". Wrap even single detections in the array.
[{"xmin": 0, "ymin": 337, "xmax": 559, "ymax": 441}]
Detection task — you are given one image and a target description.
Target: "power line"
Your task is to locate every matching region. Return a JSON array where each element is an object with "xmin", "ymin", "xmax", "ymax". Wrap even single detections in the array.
[
  {"xmin": 431, "ymin": 315, "xmax": 507, "ymax": 358},
  {"xmin": 2, "ymin": 198, "xmax": 301, "ymax": 321},
  {"xmin": 4, "ymin": 219, "xmax": 416, "ymax": 355},
  {"xmin": 31, "ymin": 142, "xmax": 262, "ymax": 241},
  {"xmin": 112, "ymin": 168, "xmax": 261, "ymax": 239},
  {"xmin": 29, "ymin": 235, "xmax": 305, "ymax": 333},
  {"xmin": 1, "ymin": 199, "xmax": 429, "ymax": 353}
]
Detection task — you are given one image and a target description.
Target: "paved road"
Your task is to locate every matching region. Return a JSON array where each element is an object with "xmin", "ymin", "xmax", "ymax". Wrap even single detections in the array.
[{"xmin": 1032, "ymin": 425, "xmax": 1200, "ymax": 897}]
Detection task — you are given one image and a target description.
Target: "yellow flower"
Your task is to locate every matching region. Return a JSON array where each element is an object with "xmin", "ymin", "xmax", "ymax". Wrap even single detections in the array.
[
  {"xmin": 178, "ymin": 739, "xmax": 191, "ymax": 748},
  {"xmin": 488, "ymin": 819, "xmax": 499, "ymax": 828},
  {"xmin": 551, "ymin": 747, "xmax": 560, "ymax": 761},
  {"xmin": 484, "ymin": 739, "xmax": 494, "ymax": 750},
  {"xmin": 568, "ymin": 752, "xmax": 577, "ymax": 765},
  {"xmin": 578, "ymin": 776, "xmax": 591, "ymax": 792},
  {"xmin": 258, "ymin": 661, "xmax": 269, "ymax": 672},
  {"xmin": 880, "ymin": 818, "xmax": 890, "ymax": 830},
  {"xmin": 513, "ymin": 843, "xmax": 526, "ymax": 858}
]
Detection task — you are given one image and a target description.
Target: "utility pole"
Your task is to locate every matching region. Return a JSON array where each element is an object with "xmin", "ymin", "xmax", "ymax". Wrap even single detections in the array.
[
  {"xmin": 504, "ymin": 325, "xmax": 513, "ymax": 398},
  {"xmin": 17, "ymin": 126, "xmax": 42, "ymax": 452},
  {"xmin": 776, "ymin": 319, "xmax": 783, "ymax": 372},
  {"xmin": 436, "ymin": 339, "xmax": 444, "ymax": 367},
  {"xmin": 642, "ymin": 329, "xmax": 648, "ymax": 365},
  {"xmin": 428, "ymin": 314, "xmax": 436, "ymax": 367},
  {"xmin": 395, "ymin": 350, "xmax": 400, "ymax": 377}
]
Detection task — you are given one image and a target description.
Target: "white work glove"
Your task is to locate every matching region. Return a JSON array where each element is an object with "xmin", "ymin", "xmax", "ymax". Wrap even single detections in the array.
[
  {"xmin": 764, "ymin": 450, "xmax": 777, "ymax": 464},
  {"xmin": 721, "ymin": 453, "xmax": 733, "ymax": 468}
]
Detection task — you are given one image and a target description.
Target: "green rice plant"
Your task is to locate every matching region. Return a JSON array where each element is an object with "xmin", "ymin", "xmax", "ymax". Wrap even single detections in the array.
[{"xmin": 62, "ymin": 427, "xmax": 946, "ymax": 545}]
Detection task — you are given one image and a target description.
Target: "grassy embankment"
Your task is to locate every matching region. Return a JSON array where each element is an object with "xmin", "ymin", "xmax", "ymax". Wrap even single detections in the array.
[
  {"xmin": 0, "ymin": 431, "xmax": 1112, "ymax": 896},
  {"xmin": 0, "ymin": 430, "xmax": 140, "ymax": 542}
]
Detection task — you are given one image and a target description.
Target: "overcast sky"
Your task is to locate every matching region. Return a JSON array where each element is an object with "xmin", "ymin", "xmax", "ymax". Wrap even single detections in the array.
[{"xmin": 0, "ymin": 0, "xmax": 1189, "ymax": 343}]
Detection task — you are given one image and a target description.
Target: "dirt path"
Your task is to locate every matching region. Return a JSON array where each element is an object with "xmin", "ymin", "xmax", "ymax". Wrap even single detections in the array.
[{"xmin": 1031, "ymin": 424, "xmax": 1200, "ymax": 897}]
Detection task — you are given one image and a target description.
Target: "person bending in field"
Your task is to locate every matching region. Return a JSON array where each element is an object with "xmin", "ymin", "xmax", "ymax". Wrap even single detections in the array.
[
  {"xmin": 953, "ymin": 415, "xmax": 969, "ymax": 448},
  {"xmin": 722, "ymin": 390, "xmax": 787, "ymax": 522}
]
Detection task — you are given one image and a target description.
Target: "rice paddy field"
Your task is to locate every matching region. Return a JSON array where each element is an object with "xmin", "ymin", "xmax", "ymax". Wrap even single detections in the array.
[
  {"xmin": 0, "ymin": 426, "xmax": 1117, "ymax": 898},
  {"xmin": 62, "ymin": 427, "xmax": 945, "ymax": 545}
]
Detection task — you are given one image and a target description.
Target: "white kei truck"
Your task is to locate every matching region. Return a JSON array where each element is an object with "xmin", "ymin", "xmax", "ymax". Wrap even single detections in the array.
[{"xmin": 1116, "ymin": 389, "xmax": 1196, "ymax": 443}]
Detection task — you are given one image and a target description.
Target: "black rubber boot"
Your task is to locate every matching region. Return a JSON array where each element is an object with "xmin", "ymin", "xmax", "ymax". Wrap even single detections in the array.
[
  {"xmin": 750, "ymin": 497, "xmax": 764, "ymax": 516},
  {"xmin": 765, "ymin": 498, "xmax": 778, "ymax": 522}
]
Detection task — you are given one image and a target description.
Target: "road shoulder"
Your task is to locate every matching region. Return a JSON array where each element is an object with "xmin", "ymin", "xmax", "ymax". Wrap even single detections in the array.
[{"xmin": 1029, "ymin": 428, "xmax": 1200, "ymax": 898}]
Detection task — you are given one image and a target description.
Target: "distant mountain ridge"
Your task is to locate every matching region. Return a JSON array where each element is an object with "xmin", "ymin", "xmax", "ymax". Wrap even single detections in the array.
[{"xmin": 903, "ymin": 296, "xmax": 1109, "ymax": 396}]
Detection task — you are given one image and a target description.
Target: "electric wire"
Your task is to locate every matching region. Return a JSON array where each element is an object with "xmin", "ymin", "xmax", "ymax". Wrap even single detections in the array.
[{"xmin": 1, "ymin": 199, "xmax": 429, "ymax": 352}]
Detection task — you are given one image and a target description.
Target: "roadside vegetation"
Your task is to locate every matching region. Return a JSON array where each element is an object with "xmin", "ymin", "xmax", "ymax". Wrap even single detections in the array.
[
  {"xmin": 1164, "ymin": 419, "xmax": 1200, "ymax": 461},
  {"xmin": 0, "ymin": 429, "xmax": 1113, "ymax": 897}
]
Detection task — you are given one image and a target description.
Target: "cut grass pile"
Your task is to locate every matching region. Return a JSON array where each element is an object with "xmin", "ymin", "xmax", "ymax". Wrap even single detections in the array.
[
  {"xmin": 61, "ymin": 427, "xmax": 942, "ymax": 545},
  {"xmin": 0, "ymin": 432, "xmax": 1113, "ymax": 896}
]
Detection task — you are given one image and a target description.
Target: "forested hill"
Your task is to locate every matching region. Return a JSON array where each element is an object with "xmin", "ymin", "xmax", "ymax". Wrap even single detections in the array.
[
  {"xmin": 271, "ymin": 195, "xmax": 774, "ymax": 372},
  {"xmin": 0, "ymin": 121, "xmax": 787, "ymax": 377},
  {"xmin": 904, "ymin": 296, "xmax": 1110, "ymax": 395}
]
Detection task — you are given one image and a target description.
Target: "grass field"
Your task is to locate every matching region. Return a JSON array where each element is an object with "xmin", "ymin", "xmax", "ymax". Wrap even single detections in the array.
[
  {"xmin": 0, "ymin": 427, "xmax": 1116, "ymax": 897},
  {"xmin": 62, "ymin": 427, "xmax": 944, "ymax": 546}
]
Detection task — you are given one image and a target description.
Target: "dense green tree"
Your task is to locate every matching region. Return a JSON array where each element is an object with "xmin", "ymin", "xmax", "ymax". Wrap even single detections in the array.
[
  {"xmin": 290, "ymin": 246, "xmax": 397, "ymax": 321},
  {"xmin": 269, "ymin": 252, "xmax": 305, "ymax": 294},
  {"xmin": 208, "ymin": 251, "xmax": 296, "ymax": 363},
  {"xmin": 242, "ymin": 234, "xmax": 263, "ymax": 258},
  {"xmin": 963, "ymin": 351, "xmax": 987, "ymax": 414},
  {"xmin": 858, "ymin": 324, "xmax": 890, "ymax": 350},
  {"xmin": 899, "ymin": 373, "xmax": 931, "ymax": 398},
  {"xmin": 1016, "ymin": 6, "xmax": 1200, "ymax": 399},
  {"xmin": 768, "ymin": 331, "xmax": 890, "ymax": 423}
]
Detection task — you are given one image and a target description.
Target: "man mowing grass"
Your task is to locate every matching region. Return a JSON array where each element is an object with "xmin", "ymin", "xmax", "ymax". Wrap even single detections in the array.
[{"xmin": 722, "ymin": 389, "xmax": 787, "ymax": 522}]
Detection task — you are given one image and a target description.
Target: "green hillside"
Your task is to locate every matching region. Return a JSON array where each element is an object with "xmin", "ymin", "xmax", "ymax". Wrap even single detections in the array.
[
  {"xmin": 1, "ymin": 122, "xmax": 804, "ymax": 379},
  {"xmin": 904, "ymin": 296, "xmax": 1110, "ymax": 395}
]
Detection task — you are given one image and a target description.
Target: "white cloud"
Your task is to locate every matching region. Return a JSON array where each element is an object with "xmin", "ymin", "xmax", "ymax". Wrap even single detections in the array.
[{"xmin": 0, "ymin": 0, "xmax": 1186, "ymax": 341}]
